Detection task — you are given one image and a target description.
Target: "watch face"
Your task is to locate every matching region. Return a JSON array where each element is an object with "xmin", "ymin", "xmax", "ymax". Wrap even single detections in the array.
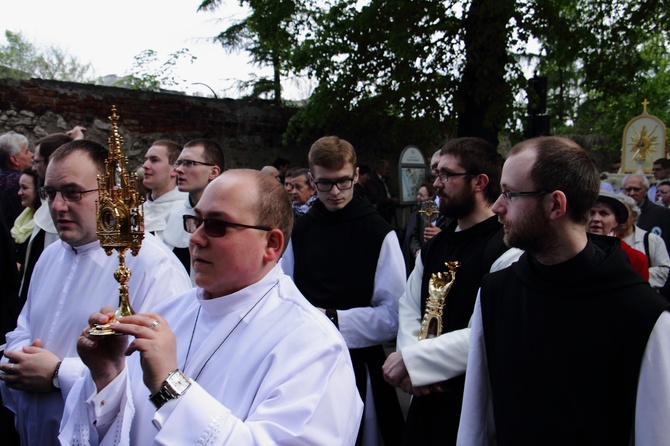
[{"xmin": 167, "ymin": 370, "xmax": 191, "ymax": 394}]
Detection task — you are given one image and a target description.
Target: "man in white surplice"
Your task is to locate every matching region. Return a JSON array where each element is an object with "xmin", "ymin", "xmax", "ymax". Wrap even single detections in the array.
[
  {"xmin": 0, "ymin": 140, "xmax": 192, "ymax": 445},
  {"xmin": 59, "ymin": 169, "xmax": 363, "ymax": 445}
]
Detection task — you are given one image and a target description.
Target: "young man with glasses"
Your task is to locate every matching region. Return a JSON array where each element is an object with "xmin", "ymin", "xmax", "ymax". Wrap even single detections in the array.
[
  {"xmin": 163, "ymin": 139, "xmax": 224, "ymax": 276},
  {"xmin": 60, "ymin": 169, "xmax": 362, "ymax": 445},
  {"xmin": 282, "ymin": 136, "xmax": 406, "ymax": 446},
  {"xmin": 382, "ymin": 137, "xmax": 520, "ymax": 446},
  {"xmin": 458, "ymin": 136, "xmax": 670, "ymax": 445},
  {"xmin": 0, "ymin": 140, "xmax": 191, "ymax": 445}
]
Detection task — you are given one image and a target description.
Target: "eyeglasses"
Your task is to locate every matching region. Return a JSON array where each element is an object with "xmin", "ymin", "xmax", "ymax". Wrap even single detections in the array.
[
  {"xmin": 434, "ymin": 171, "xmax": 471, "ymax": 183},
  {"xmin": 312, "ymin": 177, "xmax": 355, "ymax": 192},
  {"xmin": 173, "ymin": 159, "xmax": 214, "ymax": 168},
  {"xmin": 39, "ymin": 187, "xmax": 98, "ymax": 202},
  {"xmin": 500, "ymin": 190, "xmax": 549, "ymax": 201},
  {"xmin": 32, "ymin": 158, "xmax": 45, "ymax": 165},
  {"xmin": 623, "ymin": 187, "xmax": 643, "ymax": 193},
  {"xmin": 183, "ymin": 215, "xmax": 272, "ymax": 238}
]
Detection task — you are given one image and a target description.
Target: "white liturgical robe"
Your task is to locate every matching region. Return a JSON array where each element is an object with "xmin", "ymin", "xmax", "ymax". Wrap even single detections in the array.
[
  {"xmin": 143, "ymin": 187, "xmax": 188, "ymax": 242},
  {"xmin": 59, "ymin": 265, "xmax": 363, "ymax": 446},
  {"xmin": 1, "ymin": 234, "xmax": 192, "ymax": 445}
]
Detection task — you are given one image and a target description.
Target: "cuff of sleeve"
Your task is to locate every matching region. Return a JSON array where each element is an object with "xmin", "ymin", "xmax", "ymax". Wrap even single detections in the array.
[{"xmin": 87, "ymin": 366, "xmax": 128, "ymax": 427}]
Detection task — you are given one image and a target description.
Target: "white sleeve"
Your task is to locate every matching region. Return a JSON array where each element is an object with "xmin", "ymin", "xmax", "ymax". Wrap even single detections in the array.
[
  {"xmin": 280, "ymin": 240, "xmax": 295, "ymax": 278},
  {"xmin": 338, "ymin": 232, "xmax": 405, "ymax": 348},
  {"xmin": 634, "ymin": 310, "xmax": 670, "ymax": 446},
  {"xmin": 399, "ymin": 249, "xmax": 522, "ymax": 386},
  {"xmin": 647, "ymin": 234, "xmax": 670, "ymax": 289},
  {"xmin": 457, "ymin": 293, "xmax": 497, "ymax": 446},
  {"xmin": 396, "ymin": 254, "xmax": 425, "ymax": 351}
]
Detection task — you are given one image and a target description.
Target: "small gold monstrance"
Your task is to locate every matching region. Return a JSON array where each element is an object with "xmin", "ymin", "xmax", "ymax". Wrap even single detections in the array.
[
  {"xmin": 90, "ymin": 106, "xmax": 145, "ymax": 335},
  {"xmin": 621, "ymin": 99, "xmax": 667, "ymax": 174},
  {"xmin": 418, "ymin": 200, "xmax": 439, "ymax": 226},
  {"xmin": 418, "ymin": 261, "xmax": 461, "ymax": 340}
]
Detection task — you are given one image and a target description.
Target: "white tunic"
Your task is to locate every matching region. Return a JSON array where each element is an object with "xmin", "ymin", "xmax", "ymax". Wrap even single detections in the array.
[
  {"xmin": 397, "ymin": 248, "xmax": 522, "ymax": 386},
  {"xmin": 1, "ymin": 234, "xmax": 192, "ymax": 445},
  {"xmin": 623, "ymin": 225, "xmax": 670, "ymax": 289},
  {"xmin": 457, "ymin": 296, "xmax": 670, "ymax": 446},
  {"xmin": 161, "ymin": 198, "xmax": 194, "ymax": 250},
  {"xmin": 59, "ymin": 265, "xmax": 363, "ymax": 446},
  {"xmin": 143, "ymin": 188, "xmax": 188, "ymax": 242}
]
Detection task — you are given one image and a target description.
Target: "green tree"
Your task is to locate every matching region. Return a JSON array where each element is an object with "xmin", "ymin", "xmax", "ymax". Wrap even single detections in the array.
[
  {"xmin": 198, "ymin": 0, "xmax": 306, "ymax": 105},
  {"xmin": 119, "ymin": 48, "xmax": 196, "ymax": 92},
  {"xmin": 0, "ymin": 30, "xmax": 93, "ymax": 82}
]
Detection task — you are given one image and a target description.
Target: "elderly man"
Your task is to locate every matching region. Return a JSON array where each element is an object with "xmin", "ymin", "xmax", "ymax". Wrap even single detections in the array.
[
  {"xmin": 0, "ymin": 140, "xmax": 191, "ymax": 445},
  {"xmin": 648, "ymin": 158, "xmax": 670, "ymax": 201},
  {"xmin": 59, "ymin": 169, "xmax": 362, "ymax": 445},
  {"xmin": 458, "ymin": 136, "xmax": 670, "ymax": 445},
  {"xmin": 622, "ymin": 173, "xmax": 670, "ymax": 252},
  {"xmin": 284, "ymin": 167, "xmax": 317, "ymax": 217},
  {"xmin": 0, "ymin": 131, "xmax": 33, "ymax": 229}
]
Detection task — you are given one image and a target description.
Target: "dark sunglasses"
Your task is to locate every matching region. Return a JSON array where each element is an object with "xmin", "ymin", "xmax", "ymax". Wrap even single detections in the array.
[{"xmin": 183, "ymin": 215, "xmax": 272, "ymax": 238}]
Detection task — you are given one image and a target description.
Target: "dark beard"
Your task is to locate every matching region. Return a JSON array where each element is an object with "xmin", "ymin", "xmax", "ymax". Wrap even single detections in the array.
[
  {"xmin": 441, "ymin": 190, "xmax": 476, "ymax": 220},
  {"xmin": 502, "ymin": 203, "xmax": 553, "ymax": 253}
]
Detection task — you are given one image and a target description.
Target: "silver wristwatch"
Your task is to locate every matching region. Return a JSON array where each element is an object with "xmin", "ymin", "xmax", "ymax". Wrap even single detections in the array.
[{"xmin": 149, "ymin": 369, "xmax": 192, "ymax": 410}]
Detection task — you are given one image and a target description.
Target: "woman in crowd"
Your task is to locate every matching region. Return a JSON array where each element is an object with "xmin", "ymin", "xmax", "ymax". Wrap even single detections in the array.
[{"xmin": 10, "ymin": 168, "xmax": 40, "ymax": 273}]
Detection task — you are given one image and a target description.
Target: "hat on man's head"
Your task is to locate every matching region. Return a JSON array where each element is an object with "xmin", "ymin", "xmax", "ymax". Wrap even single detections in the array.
[{"xmin": 594, "ymin": 190, "xmax": 629, "ymax": 224}]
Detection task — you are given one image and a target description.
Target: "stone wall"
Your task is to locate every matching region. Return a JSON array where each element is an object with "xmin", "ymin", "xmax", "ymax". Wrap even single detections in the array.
[{"xmin": 0, "ymin": 78, "xmax": 305, "ymax": 171}]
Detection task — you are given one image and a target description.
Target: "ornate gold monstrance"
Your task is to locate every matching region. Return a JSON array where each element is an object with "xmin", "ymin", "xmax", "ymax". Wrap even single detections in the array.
[
  {"xmin": 621, "ymin": 99, "xmax": 667, "ymax": 174},
  {"xmin": 418, "ymin": 200, "xmax": 439, "ymax": 226},
  {"xmin": 90, "ymin": 106, "xmax": 145, "ymax": 335},
  {"xmin": 418, "ymin": 261, "xmax": 461, "ymax": 340}
]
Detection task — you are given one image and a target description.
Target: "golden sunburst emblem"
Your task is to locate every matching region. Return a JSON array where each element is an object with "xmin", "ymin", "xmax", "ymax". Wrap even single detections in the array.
[{"xmin": 629, "ymin": 124, "xmax": 659, "ymax": 162}]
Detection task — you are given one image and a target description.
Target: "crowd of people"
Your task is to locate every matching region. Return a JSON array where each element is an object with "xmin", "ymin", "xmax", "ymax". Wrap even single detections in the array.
[{"xmin": 0, "ymin": 128, "xmax": 668, "ymax": 446}]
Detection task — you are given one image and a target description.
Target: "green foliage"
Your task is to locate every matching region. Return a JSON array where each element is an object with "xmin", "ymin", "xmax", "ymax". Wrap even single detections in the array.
[
  {"xmin": 202, "ymin": 0, "xmax": 670, "ymax": 155},
  {"xmin": 121, "ymin": 48, "xmax": 196, "ymax": 92},
  {"xmin": 0, "ymin": 30, "xmax": 93, "ymax": 82}
]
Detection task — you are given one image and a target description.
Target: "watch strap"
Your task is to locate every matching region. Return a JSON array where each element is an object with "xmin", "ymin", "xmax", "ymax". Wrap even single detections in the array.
[
  {"xmin": 52, "ymin": 360, "xmax": 62, "ymax": 390},
  {"xmin": 149, "ymin": 369, "xmax": 191, "ymax": 410}
]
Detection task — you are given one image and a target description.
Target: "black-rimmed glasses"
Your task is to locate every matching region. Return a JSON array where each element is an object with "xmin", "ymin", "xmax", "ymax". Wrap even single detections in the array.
[
  {"xmin": 183, "ymin": 215, "xmax": 273, "ymax": 238},
  {"xmin": 312, "ymin": 177, "xmax": 355, "ymax": 192},
  {"xmin": 434, "ymin": 171, "xmax": 471, "ymax": 183},
  {"xmin": 39, "ymin": 187, "xmax": 99, "ymax": 202},
  {"xmin": 173, "ymin": 159, "xmax": 214, "ymax": 168},
  {"xmin": 500, "ymin": 190, "xmax": 549, "ymax": 201}
]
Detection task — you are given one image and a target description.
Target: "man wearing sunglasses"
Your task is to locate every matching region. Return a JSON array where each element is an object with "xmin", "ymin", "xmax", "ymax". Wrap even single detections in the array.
[
  {"xmin": 0, "ymin": 140, "xmax": 191, "ymax": 445},
  {"xmin": 60, "ymin": 169, "xmax": 363, "ymax": 445},
  {"xmin": 282, "ymin": 136, "xmax": 406, "ymax": 446},
  {"xmin": 383, "ymin": 138, "xmax": 521, "ymax": 446},
  {"xmin": 163, "ymin": 138, "xmax": 224, "ymax": 277},
  {"xmin": 458, "ymin": 137, "xmax": 670, "ymax": 445}
]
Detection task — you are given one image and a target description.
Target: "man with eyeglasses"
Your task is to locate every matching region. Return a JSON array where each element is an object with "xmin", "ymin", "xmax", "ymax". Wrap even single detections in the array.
[
  {"xmin": 457, "ymin": 136, "xmax": 670, "ymax": 445},
  {"xmin": 282, "ymin": 136, "xmax": 406, "ymax": 446},
  {"xmin": 59, "ymin": 169, "xmax": 362, "ymax": 445},
  {"xmin": 622, "ymin": 172, "xmax": 670, "ymax": 253},
  {"xmin": 382, "ymin": 137, "xmax": 520, "ymax": 446},
  {"xmin": 162, "ymin": 139, "xmax": 224, "ymax": 277},
  {"xmin": 647, "ymin": 158, "xmax": 670, "ymax": 202},
  {"xmin": 0, "ymin": 140, "xmax": 191, "ymax": 445}
]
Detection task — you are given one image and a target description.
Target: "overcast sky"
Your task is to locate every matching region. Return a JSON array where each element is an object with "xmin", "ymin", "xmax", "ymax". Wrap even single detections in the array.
[{"xmin": 0, "ymin": 0, "xmax": 310, "ymax": 100}]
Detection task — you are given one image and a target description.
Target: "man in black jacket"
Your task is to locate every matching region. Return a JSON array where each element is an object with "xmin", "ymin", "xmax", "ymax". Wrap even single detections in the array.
[{"xmin": 458, "ymin": 136, "xmax": 670, "ymax": 445}]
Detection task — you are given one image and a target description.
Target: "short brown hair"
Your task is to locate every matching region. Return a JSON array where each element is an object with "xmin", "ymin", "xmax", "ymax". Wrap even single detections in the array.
[
  {"xmin": 152, "ymin": 140, "xmax": 182, "ymax": 165},
  {"xmin": 511, "ymin": 136, "xmax": 599, "ymax": 224},
  {"xmin": 50, "ymin": 140, "xmax": 108, "ymax": 172},
  {"xmin": 308, "ymin": 136, "xmax": 357, "ymax": 172},
  {"xmin": 184, "ymin": 139, "xmax": 225, "ymax": 171},
  {"xmin": 253, "ymin": 170, "xmax": 293, "ymax": 252}
]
